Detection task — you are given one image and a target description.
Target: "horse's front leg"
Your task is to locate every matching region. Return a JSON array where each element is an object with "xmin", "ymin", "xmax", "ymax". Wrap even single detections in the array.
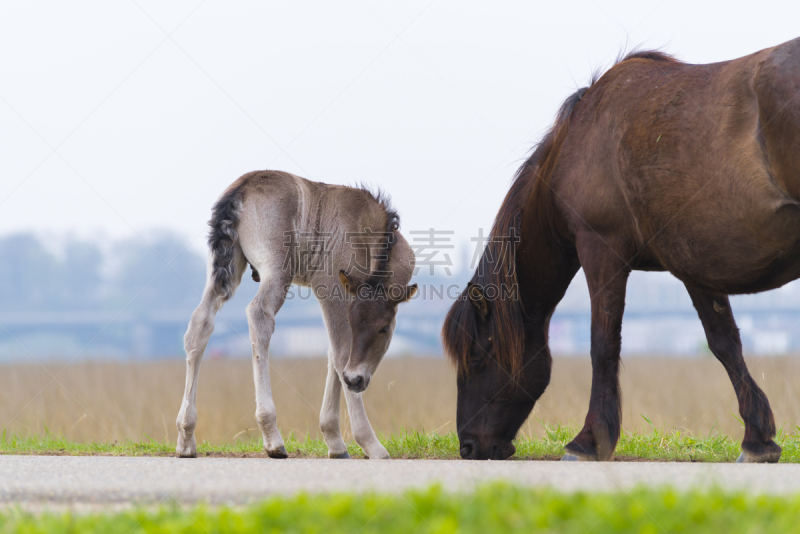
[
  {"xmin": 686, "ymin": 287, "xmax": 781, "ymax": 463},
  {"xmin": 564, "ymin": 235, "xmax": 630, "ymax": 461}
]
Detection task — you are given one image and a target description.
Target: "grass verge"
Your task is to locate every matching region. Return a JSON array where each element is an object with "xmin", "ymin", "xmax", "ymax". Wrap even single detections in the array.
[
  {"xmin": 3, "ymin": 424, "xmax": 800, "ymax": 462},
  {"xmin": 2, "ymin": 484, "xmax": 800, "ymax": 533}
]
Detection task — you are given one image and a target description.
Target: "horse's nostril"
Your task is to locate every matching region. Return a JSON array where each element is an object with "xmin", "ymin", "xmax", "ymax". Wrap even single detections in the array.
[{"xmin": 460, "ymin": 440, "xmax": 477, "ymax": 459}]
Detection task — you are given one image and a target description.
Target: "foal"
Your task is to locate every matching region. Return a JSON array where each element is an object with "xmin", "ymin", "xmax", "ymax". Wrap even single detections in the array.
[{"xmin": 176, "ymin": 170, "xmax": 416, "ymax": 460}]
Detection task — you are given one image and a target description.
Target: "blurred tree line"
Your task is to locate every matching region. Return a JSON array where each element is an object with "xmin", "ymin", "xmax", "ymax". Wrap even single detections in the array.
[{"xmin": 0, "ymin": 233, "xmax": 208, "ymax": 313}]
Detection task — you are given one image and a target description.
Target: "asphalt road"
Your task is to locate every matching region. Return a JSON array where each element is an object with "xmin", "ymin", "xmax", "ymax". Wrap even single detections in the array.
[{"xmin": 2, "ymin": 455, "xmax": 800, "ymax": 510}]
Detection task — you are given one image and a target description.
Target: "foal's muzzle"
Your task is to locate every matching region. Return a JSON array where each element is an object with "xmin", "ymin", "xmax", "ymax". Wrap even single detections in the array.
[{"xmin": 343, "ymin": 372, "xmax": 370, "ymax": 392}]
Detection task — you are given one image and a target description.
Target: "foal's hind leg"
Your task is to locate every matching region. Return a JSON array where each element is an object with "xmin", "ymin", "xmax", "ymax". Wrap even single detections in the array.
[
  {"xmin": 564, "ymin": 235, "xmax": 629, "ymax": 461},
  {"xmin": 177, "ymin": 251, "xmax": 247, "ymax": 457},
  {"xmin": 686, "ymin": 287, "xmax": 781, "ymax": 463},
  {"xmin": 247, "ymin": 268, "xmax": 293, "ymax": 458}
]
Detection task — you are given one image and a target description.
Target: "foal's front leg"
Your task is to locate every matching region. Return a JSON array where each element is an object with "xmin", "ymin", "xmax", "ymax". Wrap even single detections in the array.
[
  {"xmin": 320, "ymin": 354, "xmax": 388, "ymax": 459},
  {"xmin": 320, "ymin": 357, "xmax": 350, "ymax": 458},
  {"xmin": 343, "ymin": 387, "xmax": 389, "ymax": 459},
  {"xmin": 686, "ymin": 287, "xmax": 781, "ymax": 463}
]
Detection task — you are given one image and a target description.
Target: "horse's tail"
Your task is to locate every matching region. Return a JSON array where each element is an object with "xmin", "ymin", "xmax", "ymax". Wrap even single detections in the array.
[{"xmin": 208, "ymin": 185, "xmax": 245, "ymax": 302}]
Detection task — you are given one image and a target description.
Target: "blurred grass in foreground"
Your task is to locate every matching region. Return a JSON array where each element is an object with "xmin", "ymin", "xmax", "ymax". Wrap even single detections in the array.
[
  {"xmin": 2, "ymin": 484, "xmax": 800, "ymax": 533},
  {"xmin": 4, "ymin": 423, "xmax": 800, "ymax": 462}
]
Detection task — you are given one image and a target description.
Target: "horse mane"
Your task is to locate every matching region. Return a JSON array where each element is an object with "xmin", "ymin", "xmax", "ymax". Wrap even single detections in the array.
[
  {"xmin": 620, "ymin": 48, "xmax": 676, "ymax": 64},
  {"xmin": 442, "ymin": 48, "xmax": 671, "ymax": 375},
  {"xmin": 356, "ymin": 185, "xmax": 400, "ymax": 287}
]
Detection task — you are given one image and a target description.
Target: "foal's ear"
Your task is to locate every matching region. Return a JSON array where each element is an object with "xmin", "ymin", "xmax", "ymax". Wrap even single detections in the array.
[
  {"xmin": 338, "ymin": 271, "xmax": 357, "ymax": 296},
  {"xmin": 467, "ymin": 282, "xmax": 489, "ymax": 320},
  {"xmin": 398, "ymin": 283, "xmax": 418, "ymax": 303}
]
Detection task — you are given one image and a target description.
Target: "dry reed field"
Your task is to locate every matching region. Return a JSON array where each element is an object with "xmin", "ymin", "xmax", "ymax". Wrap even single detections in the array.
[{"xmin": 2, "ymin": 355, "xmax": 800, "ymax": 445}]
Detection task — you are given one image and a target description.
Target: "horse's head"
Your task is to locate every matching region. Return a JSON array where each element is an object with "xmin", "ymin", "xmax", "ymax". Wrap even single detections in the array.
[
  {"xmin": 337, "ymin": 271, "xmax": 416, "ymax": 392},
  {"xmin": 443, "ymin": 283, "xmax": 551, "ymax": 460}
]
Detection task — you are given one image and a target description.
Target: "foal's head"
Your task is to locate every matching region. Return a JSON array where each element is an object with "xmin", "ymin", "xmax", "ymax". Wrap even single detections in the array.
[{"xmin": 337, "ymin": 271, "xmax": 416, "ymax": 392}]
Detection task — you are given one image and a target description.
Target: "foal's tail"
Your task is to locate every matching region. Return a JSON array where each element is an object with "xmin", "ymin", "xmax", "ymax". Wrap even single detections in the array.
[{"xmin": 208, "ymin": 185, "xmax": 245, "ymax": 302}]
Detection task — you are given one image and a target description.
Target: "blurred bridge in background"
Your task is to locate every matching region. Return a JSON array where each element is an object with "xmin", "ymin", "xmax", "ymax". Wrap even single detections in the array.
[{"xmin": 3, "ymin": 270, "xmax": 800, "ymax": 361}]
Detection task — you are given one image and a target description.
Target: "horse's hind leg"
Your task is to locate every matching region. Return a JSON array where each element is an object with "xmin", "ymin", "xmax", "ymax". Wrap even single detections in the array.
[
  {"xmin": 247, "ymin": 266, "xmax": 293, "ymax": 458},
  {"xmin": 564, "ymin": 235, "xmax": 629, "ymax": 461},
  {"xmin": 177, "ymin": 249, "xmax": 247, "ymax": 457},
  {"xmin": 686, "ymin": 286, "xmax": 781, "ymax": 463}
]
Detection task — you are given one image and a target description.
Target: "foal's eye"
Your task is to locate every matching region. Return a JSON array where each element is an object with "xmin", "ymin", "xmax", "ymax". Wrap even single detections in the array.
[{"xmin": 379, "ymin": 326, "xmax": 390, "ymax": 334}]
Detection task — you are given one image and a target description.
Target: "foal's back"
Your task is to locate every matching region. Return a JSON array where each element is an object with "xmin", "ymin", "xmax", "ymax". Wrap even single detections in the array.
[{"xmin": 230, "ymin": 170, "xmax": 407, "ymax": 287}]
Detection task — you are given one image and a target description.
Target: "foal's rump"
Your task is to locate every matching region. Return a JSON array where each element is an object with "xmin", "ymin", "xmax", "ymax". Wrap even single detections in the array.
[{"xmin": 206, "ymin": 170, "xmax": 303, "ymax": 304}]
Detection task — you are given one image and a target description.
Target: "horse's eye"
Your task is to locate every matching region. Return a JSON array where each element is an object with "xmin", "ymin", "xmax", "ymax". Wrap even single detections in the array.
[
  {"xmin": 379, "ymin": 326, "xmax": 390, "ymax": 334},
  {"xmin": 469, "ymin": 352, "xmax": 485, "ymax": 370}
]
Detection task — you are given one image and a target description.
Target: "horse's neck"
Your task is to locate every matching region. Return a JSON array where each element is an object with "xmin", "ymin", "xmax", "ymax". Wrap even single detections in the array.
[{"xmin": 516, "ymin": 190, "xmax": 580, "ymax": 320}]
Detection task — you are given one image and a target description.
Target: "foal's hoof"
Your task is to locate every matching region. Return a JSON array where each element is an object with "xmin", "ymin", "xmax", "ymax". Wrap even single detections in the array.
[
  {"xmin": 328, "ymin": 451, "xmax": 351, "ymax": 459},
  {"xmin": 266, "ymin": 446, "xmax": 288, "ymax": 459},
  {"xmin": 366, "ymin": 449, "xmax": 391, "ymax": 460},
  {"xmin": 176, "ymin": 435, "xmax": 197, "ymax": 458}
]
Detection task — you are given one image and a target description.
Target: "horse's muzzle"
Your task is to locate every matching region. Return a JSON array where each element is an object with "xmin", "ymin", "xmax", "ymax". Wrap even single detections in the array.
[{"xmin": 459, "ymin": 438, "xmax": 516, "ymax": 460}]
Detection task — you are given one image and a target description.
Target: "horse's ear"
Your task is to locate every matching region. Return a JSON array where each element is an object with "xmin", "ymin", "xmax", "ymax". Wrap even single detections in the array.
[
  {"xmin": 467, "ymin": 282, "xmax": 489, "ymax": 320},
  {"xmin": 338, "ymin": 271, "xmax": 357, "ymax": 296}
]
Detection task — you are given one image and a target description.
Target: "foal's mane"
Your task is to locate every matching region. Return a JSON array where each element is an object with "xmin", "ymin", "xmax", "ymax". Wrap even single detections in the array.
[
  {"xmin": 442, "ymin": 49, "xmax": 675, "ymax": 375},
  {"xmin": 356, "ymin": 185, "xmax": 400, "ymax": 288}
]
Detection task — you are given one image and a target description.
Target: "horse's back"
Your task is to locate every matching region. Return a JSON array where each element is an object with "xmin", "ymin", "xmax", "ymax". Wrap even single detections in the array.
[{"xmin": 552, "ymin": 38, "xmax": 800, "ymax": 293}]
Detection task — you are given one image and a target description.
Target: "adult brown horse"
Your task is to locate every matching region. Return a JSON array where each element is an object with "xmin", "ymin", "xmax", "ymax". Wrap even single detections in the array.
[{"xmin": 443, "ymin": 37, "xmax": 800, "ymax": 463}]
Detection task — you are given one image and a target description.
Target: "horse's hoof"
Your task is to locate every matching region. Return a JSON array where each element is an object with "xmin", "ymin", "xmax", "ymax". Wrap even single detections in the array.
[
  {"xmin": 266, "ymin": 446, "xmax": 288, "ymax": 459},
  {"xmin": 328, "ymin": 451, "xmax": 351, "ymax": 459},
  {"xmin": 561, "ymin": 453, "xmax": 587, "ymax": 461},
  {"xmin": 738, "ymin": 441, "xmax": 782, "ymax": 463},
  {"xmin": 177, "ymin": 450, "xmax": 197, "ymax": 458},
  {"xmin": 737, "ymin": 449, "xmax": 781, "ymax": 464}
]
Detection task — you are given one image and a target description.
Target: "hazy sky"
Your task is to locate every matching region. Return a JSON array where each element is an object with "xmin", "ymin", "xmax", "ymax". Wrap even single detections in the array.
[{"xmin": 2, "ymin": 0, "xmax": 799, "ymax": 265}]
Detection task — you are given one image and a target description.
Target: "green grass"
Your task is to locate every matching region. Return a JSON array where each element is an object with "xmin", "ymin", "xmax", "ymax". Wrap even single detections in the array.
[
  {"xmin": 2, "ymin": 484, "xmax": 800, "ymax": 533},
  {"xmin": 4, "ymin": 424, "xmax": 800, "ymax": 462}
]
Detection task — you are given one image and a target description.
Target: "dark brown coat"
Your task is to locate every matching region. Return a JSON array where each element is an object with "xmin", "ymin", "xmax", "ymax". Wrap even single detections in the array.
[{"xmin": 444, "ymin": 38, "xmax": 800, "ymax": 462}]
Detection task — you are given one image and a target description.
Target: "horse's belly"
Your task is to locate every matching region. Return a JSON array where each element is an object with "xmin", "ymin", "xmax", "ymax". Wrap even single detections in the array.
[{"xmin": 653, "ymin": 208, "xmax": 800, "ymax": 294}]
